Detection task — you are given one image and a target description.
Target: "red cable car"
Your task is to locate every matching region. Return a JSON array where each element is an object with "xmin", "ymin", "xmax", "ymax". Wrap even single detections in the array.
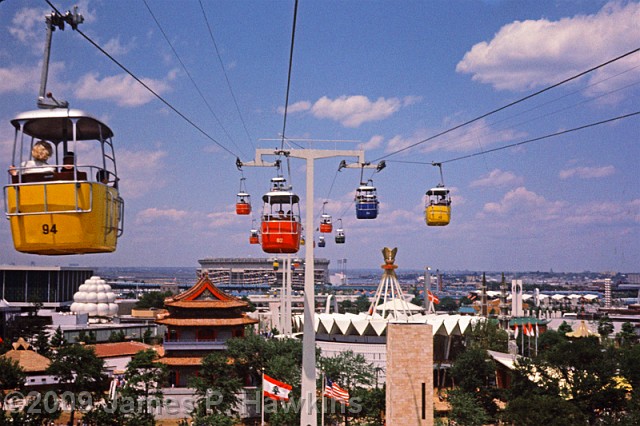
[
  {"xmin": 319, "ymin": 202, "xmax": 332, "ymax": 233},
  {"xmin": 260, "ymin": 177, "xmax": 301, "ymax": 254},
  {"xmin": 235, "ymin": 177, "xmax": 251, "ymax": 215},
  {"xmin": 249, "ymin": 226, "xmax": 260, "ymax": 245}
]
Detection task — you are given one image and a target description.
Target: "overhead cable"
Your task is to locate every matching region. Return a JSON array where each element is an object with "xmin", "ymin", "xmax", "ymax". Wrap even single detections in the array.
[
  {"xmin": 44, "ymin": 0, "xmax": 241, "ymax": 159},
  {"xmin": 387, "ymin": 111, "xmax": 640, "ymax": 165},
  {"xmin": 279, "ymin": 0, "xmax": 299, "ymax": 150},
  {"xmin": 142, "ymin": 0, "xmax": 249, "ymax": 158},
  {"xmin": 373, "ymin": 47, "xmax": 640, "ymax": 162},
  {"xmin": 198, "ymin": 0, "xmax": 255, "ymax": 150}
]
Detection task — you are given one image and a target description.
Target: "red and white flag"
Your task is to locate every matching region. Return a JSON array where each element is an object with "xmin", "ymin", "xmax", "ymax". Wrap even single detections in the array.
[
  {"xmin": 325, "ymin": 377, "xmax": 349, "ymax": 405},
  {"xmin": 263, "ymin": 374, "xmax": 292, "ymax": 401},
  {"xmin": 535, "ymin": 323, "xmax": 539, "ymax": 337},
  {"xmin": 427, "ymin": 290, "xmax": 440, "ymax": 305},
  {"xmin": 513, "ymin": 324, "xmax": 519, "ymax": 339}
]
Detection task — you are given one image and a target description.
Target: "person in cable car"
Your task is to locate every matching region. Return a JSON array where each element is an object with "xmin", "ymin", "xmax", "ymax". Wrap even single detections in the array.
[{"xmin": 10, "ymin": 140, "xmax": 55, "ymax": 175}]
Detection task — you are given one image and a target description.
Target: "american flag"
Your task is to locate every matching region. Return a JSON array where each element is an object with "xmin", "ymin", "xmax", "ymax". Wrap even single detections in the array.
[{"xmin": 324, "ymin": 377, "xmax": 349, "ymax": 405}]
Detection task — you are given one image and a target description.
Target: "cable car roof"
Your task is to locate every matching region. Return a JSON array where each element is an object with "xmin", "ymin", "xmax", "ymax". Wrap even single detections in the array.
[
  {"xmin": 11, "ymin": 109, "xmax": 114, "ymax": 141},
  {"xmin": 262, "ymin": 192, "xmax": 300, "ymax": 203},
  {"xmin": 426, "ymin": 187, "xmax": 450, "ymax": 195},
  {"xmin": 356, "ymin": 185, "xmax": 376, "ymax": 191}
]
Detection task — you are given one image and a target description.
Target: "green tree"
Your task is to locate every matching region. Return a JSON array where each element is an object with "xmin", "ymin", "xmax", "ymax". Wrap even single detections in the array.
[
  {"xmin": 557, "ymin": 320, "xmax": 573, "ymax": 335},
  {"xmin": 189, "ymin": 351, "xmax": 242, "ymax": 422},
  {"xmin": 450, "ymin": 346, "xmax": 499, "ymax": 420},
  {"xmin": 108, "ymin": 330, "xmax": 127, "ymax": 343},
  {"xmin": 617, "ymin": 322, "xmax": 638, "ymax": 347},
  {"xmin": 47, "ymin": 344, "xmax": 108, "ymax": 426},
  {"xmin": 468, "ymin": 319, "xmax": 508, "ymax": 352},
  {"xmin": 598, "ymin": 315, "xmax": 614, "ymax": 340},
  {"xmin": 119, "ymin": 348, "xmax": 168, "ymax": 425},
  {"xmin": 435, "ymin": 296, "xmax": 457, "ymax": 312},
  {"xmin": 50, "ymin": 325, "xmax": 67, "ymax": 348},
  {"xmin": 503, "ymin": 394, "xmax": 586, "ymax": 425},
  {"xmin": 33, "ymin": 328, "xmax": 51, "ymax": 356},
  {"xmin": 0, "ymin": 356, "xmax": 25, "ymax": 390},
  {"xmin": 447, "ymin": 389, "xmax": 490, "ymax": 426},
  {"xmin": 135, "ymin": 291, "xmax": 173, "ymax": 309},
  {"xmin": 355, "ymin": 294, "xmax": 371, "ymax": 313},
  {"xmin": 320, "ymin": 350, "xmax": 375, "ymax": 426}
]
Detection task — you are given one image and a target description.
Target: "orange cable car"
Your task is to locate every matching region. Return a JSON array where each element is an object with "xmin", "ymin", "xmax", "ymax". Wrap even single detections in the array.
[
  {"xmin": 235, "ymin": 177, "xmax": 251, "ymax": 215},
  {"xmin": 260, "ymin": 177, "xmax": 301, "ymax": 254},
  {"xmin": 319, "ymin": 201, "xmax": 332, "ymax": 233}
]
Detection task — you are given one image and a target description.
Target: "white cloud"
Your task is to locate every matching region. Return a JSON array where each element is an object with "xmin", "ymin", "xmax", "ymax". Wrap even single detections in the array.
[
  {"xmin": 136, "ymin": 208, "xmax": 188, "ymax": 224},
  {"xmin": 9, "ymin": 7, "xmax": 42, "ymax": 46},
  {"xmin": 456, "ymin": 2, "xmax": 640, "ymax": 94},
  {"xmin": 482, "ymin": 186, "xmax": 564, "ymax": 218},
  {"xmin": 310, "ymin": 95, "xmax": 405, "ymax": 128},
  {"xmin": 470, "ymin": 169, "xmax": 524, "ymax": 188},
  {"xmin": 102, "ymin": 36, "xmax": 136, "ymax": 56},
  {"xmin": 383, "ymin": 118, "xmax": 525, "ymax": 155},
  {"xmin": 0, "ymin": 65, "xmax": 39, "ymax": 94},
  {"xmin": 116, "ymin": 149, "xmax": 168, "ymax": 198},
  {"xmin": 559, "ymin": 165, "xmax": 615, "ymax": 179},
  {"xmin": 358, "ymin": 135, "xmax": 384, "ymax": 151},
  {"xmin": 278, "ymin": 101, "xmax": 311, "ymax": 115},
  {"xmin": 74, "ymin": 72, "xmax": 172, "ymax": 107}
]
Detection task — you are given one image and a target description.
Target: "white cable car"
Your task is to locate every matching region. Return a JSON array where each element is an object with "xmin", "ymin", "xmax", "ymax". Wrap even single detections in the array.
[
  {"xmin": 335, "ymin": 219, "xmax": 346, "ymax": 244},
  {"xmin": 260, "ymin": 177, "xmax": 301, "ymax": 254}
]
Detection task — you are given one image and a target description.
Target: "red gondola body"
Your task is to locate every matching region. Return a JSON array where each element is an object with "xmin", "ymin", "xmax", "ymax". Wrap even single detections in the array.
[{"xmin": 260, "ymin": 177, "xmax": 301, "ymax": 254}]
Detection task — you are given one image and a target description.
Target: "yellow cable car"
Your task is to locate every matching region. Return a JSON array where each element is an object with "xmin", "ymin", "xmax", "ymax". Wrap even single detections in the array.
[
  {"xmin": 4, "ymin": 109, "xmax": 124, "ymax": 254},
  {"xmin": 425, "ymin": 185, "xmax": 451, "ymax": 226}
]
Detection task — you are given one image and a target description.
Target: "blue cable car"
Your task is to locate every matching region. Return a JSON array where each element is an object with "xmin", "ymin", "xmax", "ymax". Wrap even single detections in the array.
[
  {"xmin": 355, "ymin": 182, "xmax": 378, "ymax": 219},
  {"xmin": 318, "ymin": 235, "xmax": 326, "ymax": 248}
]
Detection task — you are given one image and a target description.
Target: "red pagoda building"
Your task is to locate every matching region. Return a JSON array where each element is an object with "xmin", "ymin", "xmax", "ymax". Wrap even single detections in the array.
[{"xmin": 156, "ymin": 273, "xmax": 258, "ymax": 387}]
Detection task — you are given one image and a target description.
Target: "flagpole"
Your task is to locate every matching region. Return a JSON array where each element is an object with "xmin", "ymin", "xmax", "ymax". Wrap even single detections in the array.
[
  {"xmin": 521, "ymin": 323, "xmax": 524, "ymax": 355},
  {"xmin": 261, "ymin": 369, "xmax": 265, "ymax": 426},
  {"xmin": 321, "ymin": 369, "xmax": 325, "ymax": 426}
]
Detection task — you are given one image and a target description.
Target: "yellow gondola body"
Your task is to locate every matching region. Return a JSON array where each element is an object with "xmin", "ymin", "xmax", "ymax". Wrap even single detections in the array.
[
  {"xmin": 6, "ymin": 179, "xmax": 122, "ymax": 254},
  {"xmin": 425, "ymin": 204, "xmax": 451, "ymax": 226},
  {"xmin": 4, "ymin": 109, "xmax": 124, "ymax": 255}
]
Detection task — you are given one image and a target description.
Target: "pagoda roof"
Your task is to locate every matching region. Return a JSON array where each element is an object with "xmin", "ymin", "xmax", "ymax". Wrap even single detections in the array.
[
  {"xmin": 156, "ymin": 356, "xmax": 203, "ymax": 366},
  {"xmin": 156, "ymin": 317, "xmax": 258, "ymax": 327},
  {"xmin": 164, "ymin": 273, "xmax": 248, "ymax": 309}
]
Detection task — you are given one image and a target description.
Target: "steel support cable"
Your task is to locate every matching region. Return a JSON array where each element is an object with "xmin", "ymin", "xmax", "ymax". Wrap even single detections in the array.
[
  {"xmin": 435, "ymin": 77, "xmax": 640, "ymax": 159},
  {"xmin": 386, "ymin": 111, "xmax": 640, "ymax": 166},
  {"xmin": 279, "ymin": 0, "xmax": 299, "ymax": 151},
  {"xmin": 198, "ymin": 0, "xmax": 255, "ymax": 150},
  {"xmin": 142, "ymin": 0, "xmax": 249, "ymax": 159},
  {"xmin": 44, "ymin": 0, "xmax": 241, "ymax": 159},
  {"xmin": 372, "ymin": 47, "xmax": 640, "ymax": 163}
]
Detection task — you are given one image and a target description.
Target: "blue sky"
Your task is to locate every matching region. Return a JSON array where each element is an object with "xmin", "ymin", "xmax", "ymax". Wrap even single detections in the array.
[{"xmin": 1, "ymin": 0, "xmax": 638, "ymax": 273}]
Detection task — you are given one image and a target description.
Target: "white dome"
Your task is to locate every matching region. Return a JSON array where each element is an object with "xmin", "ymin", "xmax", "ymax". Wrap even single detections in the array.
[
  {"xmin": 78, "ymin": 284, "xmax": 89, "ymax": 292},
  {"xmin": 96, "ymin": 292, "xmax": 108, "ymax": 303},
  {"xmin": 85, "ymin": 292, "xmax": 98, "ymax": 303},
  {"xmin": 103, "ymin": 284, "xmax": 112, "ymax": 292},
  {"xmin": 70, "ymin": 302, "xmax": 81, "ymax": 313},
  {"xmin": 105, "ymin": 292, "xmax": 116, "ymax": 303},
  {"xmin": 97, "ymin": 303, "xmax": 109, "ymax": 316},
  {"xmin": 85, "ymin": 304, "xmax": 98, "ymax": 316},
  {"xmin": 108, "ymin": 303, "xmax": 118, "ymax": 316},
  {"xmin": 74, "ymin": 303, "xmax": 87, "ymax": 313},
  {"xmin": 74, "ymin": 292, "xmax": 86, "ymax": 303}
]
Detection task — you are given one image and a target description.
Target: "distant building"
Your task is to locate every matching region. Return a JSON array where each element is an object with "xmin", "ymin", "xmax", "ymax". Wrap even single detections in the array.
[
  {"xmin": 197, "ymin": 257, "xmax": 330, "ymax": 289},
  {"xmin": 0, "ymin": 265, "xmax": 93, "ymax": 309}
]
